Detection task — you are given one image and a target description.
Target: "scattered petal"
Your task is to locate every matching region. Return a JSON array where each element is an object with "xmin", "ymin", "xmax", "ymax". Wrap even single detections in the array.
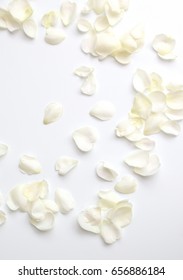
[
  {"xmin": 80, "ymin": 73, "xmax": 96, "ymax": 95},
  {"xmin": 94, "ymin": 15, "xmax": 109, "ymax": 32},
  {"xmin": 134, "ymin": 154, "xmax": 160, "ymax": 176},
  {"xmin": 7, "ymin": 184, "xmax": 28, "ymax": 211},
  {"xmin": 165, "ymin": 108, "xmax": 183, "ymax": 121},
  {"xmin": 131, "ymin": 93, "xmax": 152, "ymax": 119},
  {"xmin": 78, "ymin": 206, "xmax": 101, "ymax": 234},
  {"xmin": 81, "ymin": 30, "xmax": 97, "ymax": 55},
  {"xmin": 107, "ymin": 200, "xmax": 133, "ymax": 227},
  {"xmin": 124, "ymin": 149, "xmax": 150, "ymax": 168},
  {"xmin": 147, "ymin": 91, "xmax": 166, "ymax": 113},
  {"xmin": 41, "ymin": 11, "xmax": 58, "ymax": 28},
  {"xmin": 55, "ymin": 188, "xmax": 75, "ymax": 214},
  {"xmin": 100, "ymin": 219, "xmax": 121, "ymax": 244},
  {"xmin": 30, "ymin": 212, "xmax": 55, "ymax": 231},
  {"xmin": 19, "ymin": 155, "xmax": 42, "ymax": 175},
  {"xmin": 55, "ymin": 156, "xmax": 78, "ymax": 175},
  {"xmin": 166, "ymin": 92, "xmax": 183, "ymax": 110},
  {"xmin": 0, "ymin": 8, "xmax": 20, "ymax": 32},
  {"xmin": 134, "ymin": 138, "xmax": 155, "ymax": 151},
  {"xmin": 23, "ymin": 180, "xmax": 48, "ymax": 202},
  {"xmin": 89, "ymin": 0, "xmax": 107, "ymax": 14},
  {"xmin": 74, "ymin": 66, "xmax": 93, "ymax": 78},
  {"xmin": 133, "ymin": 69, "xmax": 151, "ymax": 93},
  {"xmin": 152, "ymin": 34, "xmax": 175, "ymax": 55},
  {"xmin": 160, "ymin": 120, "xmax": 181, "ymax": 136},
  {"xmin": 96, "ymin": 161, "xmax": 119, "ymax": 181},
  {"xmin": 0, "ymin": 143, "xmax": 8, "ymax": 157},
  {"xmin": 43, "ymin": 102, "xmax": 63, "ymax": 124},
  {"xmin": 144, "ymin": 112, "xmax": 167, "ymax": 135},
  {"xmin": 77, "ymin": 18, "xmax": 91, "ymax": 33},
  {"xmin": 8, "ymin": 0, "xmax": 33, "ymax": 23},
  {"xmin": 90, "ymin": 100, "xmax": 116, "ymax": 120},
  {"xmin": 115, "ymin": 176, "xmax": 137, "ymax": 194},
  {"xmin": 45, "ymin": 27, "xmax": 66, "ymax": 45},
  {"xmin": 22, "ymin": 18, "xmax": 37, "ymax": 39},
  {"xmin": 60, "ymin": 1, "xmax": 77, "ymax": 26},
  {"xmin": 125, "ymin": 129, "xmax": 144, "ymax": 142},
  {"xmin": 98, "ymin": 189, "xmax": 121, "ymax": 209},
  {"xmin": 0, "ymin": 210, "xmax": 6, "ymax": 226},
  {"xmin": 72, "ymin": 126, "xmax": 99, "ymax": 152},
  {"xmin": 115, "ymin": 119, "xmax": 135, "ymax": 137},
  {"xmin": 105, "ymin": 3, "xmax": 124, "ymax": 26},
  {"xmin": 113, "ymin": 50, "xmax": 131, "ymax": 64}
]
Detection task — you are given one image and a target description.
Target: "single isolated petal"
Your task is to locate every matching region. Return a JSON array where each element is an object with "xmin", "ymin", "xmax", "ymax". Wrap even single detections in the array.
[
  {"xmin": 100, "ymin": 219, "xmax": 121, "ymax": 244},
  {"xmin": 98, "ymin": 189, "xmax": 121, "ymax": 209},
  {"xmin": 166, "ymin": 92, "xmax": 183, "ymax": 110},
  {"xmin": 134, "ymin": 138, "xmax": 155, "ymax": 151},
  {"xmin": 41, "ymin": 11, "xmax": 58, "ymax": 28},
  {"xmin": 0, "ymin": 143, "xmax": 8, "ymax": 157},
  {"xmin": 160, "ymin": 120, "xmax": 181, "ymax": 136},
  {"xmin": 22, "ymin": 18, "xmax": 37, "ymax": 39},
  {"xmin": 72, "ymin": 126, "xmax": 99, "ymax": 152},
  {"xmin": 80, "ymin": 73, "xmax": 96, "ymax": 95},
  {"xmin": 77, "ymin": 18, "xmax": 91, "ymax": 33},
  {"xmin": 43, "ymin": 102, "xmax": 63, "ymax": 124},
  {"xmin": 133, "ymin": 69, "xmax": 151, "ymax": 93},
  {"xmin": 45, "ymin": 27, "xmax": 66, "ymax": 45},
  {"xmin": 90, "ymin": 100, "xmax": 116, "ymax": 120},
  {"xmin": 144, "ymin": 112, "xmax": 168, "ymax": 135},
  {"xmin": 0, "ymin": 210, "xmax": 6, "ymax": 226},
  {"xmin": 78, "ymin": 206, "xmax": 101, "ymax": 234},
  {"xmin": 29, "ymin": 212, "xmax": 55, "ymax": 231},
  {"xmin": 55, "ymin": 156, "xmax": 78, "ymax": 175},
  {"xmin": 60, "ymin": 1, "xmax": 77, "ymax": 26},
  {"xmin": 134, "ymin": 154, "xmax": 160, "ymax": 176},
  {"xmin": 74, "ymin": 66, "xmax": 93, "ymax": 78},
  {"xmin": 152, "ymin": 34, "xmax": 175, "ymax": 55},
  {"xmin": 19, "ymin": 155, "xmax": 42, "ymax": 175},
  {"xmin": 94, "ymin": 15, "xmax": 109, "ymax": 32},
  {"xmin": 124, "ymin": 149, "xmax": 150, "ymax": 168},
  {"xmin": 96, "ymin": 161, "xmax": 119, "ymax": 181},
  {"xmin": 115, "ymin": 175, "xmax": 137, "ymax": 194},
  {"xmin": 7, "ymin": 184, "xmax": 28, "ymax": 211},
  {"xmin": 55, "ymin": 188, "xmax": 75, "ymax": 214},
  {"xmin": 131, "ymin": 93, "xmax": 152, "ymax": 119},
  {"xmin": 8, "ymin": 0, "xmax": 33, "ymax": 23}
]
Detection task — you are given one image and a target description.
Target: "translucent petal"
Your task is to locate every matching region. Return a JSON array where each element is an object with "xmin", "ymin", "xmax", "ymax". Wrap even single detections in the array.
[
  {"xmin": 45, "ymin": 27, "xmax": 66, "ymax": 45},
  {"xmin": 0, "ymin": 210, "xmax": 6, "ymax": 226},
  {"xmin": 147, "ymin": 91, "xmax": 166, "ymax": 113},
  {"xmin": 98, "ymin": 189, "xmax": 121, "ymax": 209},
  {"xmin": 100, "ymin": 219, "xmax": 121, "ymax": 244},
  {"xmin": 160, "ymin": 120, "xmax": 181, "ymax": 136},
  {"xmin": 60, "ymin": 1, "xmax": 77, "ymax": 26},
  {"xmin": 124, "ymin": 149, "xmax": 150, "ymax": 168},
  {"xmin": 131, "ymin": 93, "xmax": 152, "ymax": 119},
  {"xmin": 41, "ymin": 11, "xmax": 58, "ymax": 29},
  {"xmin": 96, "ymin": 161, "xmax": 119, "ymax": 181},
  {"xmin": 152, "ymin": 34, "xmax": 175, "ymax": 55},
  {"xmin": 30, "ymin": 212, "xmax": 55, "ymax": 231},
  {"xmin": 77, "ymin": 18, "xmax": 91, "ymax": 33},
  {"xmin": 55, "ymin": 156, "xmax": 78, "ymax": 175},
  {"xmin": 113, "ymin": 50, "xmax": 131, "ymax": 64},
  {"xmin": 72, "ymin": 126, "xmax": 99, "ymax": 152},
  {"xmin": 19, "ymin": 155, "xmax": 42, "ymax": 175},
  {"xmin": 134, "ymin": 154, "xmax": 160, "ymax": 176},
  {"xmin": 8, "ymin": 0, "xmax": 33, "ymax": 23},
  {"xmin": 144, "ymin": 113, "xmax": 167, "ymax": 135},
  {"xmin": 0, "ymin": 143, "xmax": 8, "ymax": 157},
  {"xmin": 115, "ymin": 176, "xmax": 137, "ymax": 194},
  {"xmin": 90, "ymin": 100, "xmax": 115, "ymax": 120},
  {"xmin": 133, "ymin": 69, "xmax": 151, "ymax": 93},
  {"xmin": 107, "ymin": 200, "xmax": 132, "ymax": 227},
  {"xmin": 55, "ymin": 188, "xmax": 75, "ymax": 214},
  {"xmin": 78, "ymin": 206, "xmax": 101, "ymax": 234},
  {"xmin": 43, "ymin": 102, "xmax": 63, "ymax": 124},
  {"xmin": 94, "ymin": 15, "xmax": 109, "ymax": 32},
  {"xmin": 166, "ymin": 92, "xmax": 183, "ymax": 110},
  {"xmin": 23, "ymin": 18, "xmax": 37, "ymax": 39},
  {"xmin": 80, "ymin": 73, "xmax": 96, "ymax": 95},
  {"xmin": 134, "ymin": 138, "xmax": 155, "ymax": 151}
]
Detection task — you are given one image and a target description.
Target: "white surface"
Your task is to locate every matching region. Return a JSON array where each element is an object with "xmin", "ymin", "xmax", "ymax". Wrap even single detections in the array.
[{"xmin": 0, "ymin": 0, "xmax": 183, "ymax": 260}]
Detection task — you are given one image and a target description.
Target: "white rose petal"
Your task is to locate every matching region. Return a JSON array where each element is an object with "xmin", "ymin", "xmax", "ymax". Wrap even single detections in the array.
[
  {"xmin": 43, "ymin": 102, "xmax": 63, "ymax": 124},
  {"xmin": 115, "ymin": 176, "xmax": 137, "ymax": 194},
  {"xmin": 157, "ymin": 52, "xmax": 177, "ymax": 60},
  {"xmin": 100, "ymin": 219, "xmax": 121, "ymax": 244},
  {"xmin": 8, "ymin": 0, "xmax": 33, "ymax": 23},
  {"xmin": 152, "ymin": 34, "xmax": 175, "ymax": 55},
  {"xmin": 0, "ymin": 143, "xmax": 8, "ymax": 157},
  {"xmin": 96, "ymin": 161, "xmax": 119, "ymax": 181},
  {"xmin": 89, "ymin": 0, "xmax": 107, "ymax": 14},
  {"xmin": 80, "ymin": 73, "xmax": 96, "ymax": 95},
  {"xmin": 77, "ymin": 18, "xmax": 91, "ymax": 33},
  {"xmin": 0, "ymin": 210, "xmax": 6, "ymax": 226},
  {"xmin": 78, "ymin": 206, "xmax": 101, "ymax": 234},
  {"xmin": 0, "ymin": 8, "xmax": 20, "ymax": 32},
  {"xmin": 147, "ymin": 91, "xmax": 166, "ymax": 113},
  {"xmin": 45, "ymin": 27, "xmax": 66, "ymax": 45},
  {"xmin": 74, "ymin": 66, "xmax": 93, "ymax": 78},
  {"xmin": 81, "ymin": 30, "xmax": 97, "ymax": 55},
  {"xmin": 125, "ymin": 129, "xmax": 144, "ymax": 142},
  {"xmin": 105, "ymin": 3, "xmax": 124, "ymax": 26},
  {"xmin": 144, "ymin": 113, "xmax": 167, "ymax": 135},
  {"xmin": 133, "ymin": 69, "xmax": 151, "ymax": 93},
  {"xmin": 22, "ymin": 18, "xmax": 37, "ymax": 39},
  {"xmin": 44, "ymin": 199, "xmax": 59, "ymax": 213},
  {"xmin": 19, "ymin": 155, "xmax": 42, "ymax": 175},
  {"xmin": 134, "ymin": 138, "xmax": 155, "ymax": 151},
  {"xmin": 29, "ymin": 212, "xmax": 55, "ymax": 231},
  {"xmin": 115, "ymin": 119, "xmax": 135, "ymax": 137},
  {"xmin": 134, "ymin": 154, "xmax": 160, "ymax": 176},
  {"xmin": 113, "ymin": 50, "xmax": 131, "ymax": 65},
  {"xmin": 60, "ymin": 1, "xmax": 77, "ymax": 26},
  {"xmin": 72, "ymin": 126, "xmax": 99, "ymax": 152},
  {"xmin": 131, "ymin": 93, "xmax": 152, "ymax": 119},
  {"xmin": 94, "ymin": 15, "xmax": 109, "ymax": 32},
  {"xmin": 165, "ymin": 108, "xmax": 183, "ymax": 121},
  {"xmin": 55, "ymin": 156, "xmax": 78, "ymax": 175},
  {"xmin": 7, "ymin": 184, "xmax": 28, "ymax": 211},
  {"xmin": 55, "ymin": 188, "xmax": 75, "ymax": 214},
  {"xmin": 124, "ymin": 149, "xmax": 150, "ymax": 168},
  {"xmin": 23, "ymin": 180, "xmax": 48, "ymax": 202},
  {"xmin": 166, "ymin": 92, "xmax": 183, "ymax": 110},
  {"xmin": 160, "ymin": 120, "xmax": 181, "ymax": 136},
  {"xmin": 90, "ymin": 100, "xmax": 116, "ymax": 120},
  {"xmin": 41, "ymin": 11, "xmax": 58, "ymax": 29},
  {"xmin": 98, "ymin": 189, "xmax": 121, "ymax": 209}
]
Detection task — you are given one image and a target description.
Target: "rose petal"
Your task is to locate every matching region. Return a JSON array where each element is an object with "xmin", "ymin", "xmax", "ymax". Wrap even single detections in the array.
[
  {"xmin": 134, "ymin": 138, "xmax": 155, "ymax": 151},
  {"xmin": 160, "ymin": 120, "xmax": 181, "ymax": 136},
  {"xmin": 80, "ymin": 73, "xmax": 96, "ymax": 95},
  {"xmin": 43, "ymin": 102, "xmax": 63, "ymax": 124},
  {"xmin": 78, "ymin": 206, "xmax": 101, "ymax": 234},
  {"xmin": 100, "ymin": 219, "xmax": 121, "ymax": 244},
  {"xmin": 29, "ymin": 212, "xmax": 55, "ymax": 231},
  {"xmin": 152, "ymin": 34, "xmax": 175, "ymax": 55},
  {"xmin": 72, "ymin": 126, "xmax": 99, "ymax": 152},
  {"xmin": 131, "ymin": 93, "xmax": 152, "ymax": 119},
  {"xmin": 0, "ymin": 8, "xmax": 20, "ymax": 32},
  {"xmin": 89, "ymin": 0, "xmax": 107, "ymax": 14},
  {"xmin": 55, "ymin": 156, "xmax": 78, "ymax": 175},
  {"xmin": 134, "ymin": 154, "xmax": 160, "ymax": 176},
  {"xmin": 107, "ymin": 200, "xmax": 132, "ymax": 227},
  {"xmin": 96, "ymin": 161, "xmax": 119, "ymax": 181},
  {"xmin": 74, "ymin": 66, "xmax": 93, "ymax": 78},
  {"xmin": 94, "ymin": 15, "xmax": 109, "ymax": 32},
  {"xmin": 144, "ymin": 112, "xmax": 167, "ymax": 135},
  {"xmin": 98, "ymin": 189, "xmax": 121, "ymax": 209},
  {"xmin": 105, "ymin": 3, "xmax": 124, "ymax": 26},
  {"xmin": 165, "ymin": 108, "xmax": 183, "ymax": 121},
  {"xmin": 45, "ymin": 27, "xmax": 66, "ymax": 45},
  {"xmin": 115, "ymin": 119, "xmax": 135, "ymax": 137},
  {"xmin": 23, "ymin": 180, "xmax": 48, "ymax": 202},
  {"xmin": 22, "ymin": 18, "xmax": 37, "ymax": 39},
  {"xmin": 0, "ymin": 143, "xmax": 8, "ymax": 157},
  {"xmin": 0, "ymin": 210, "xmax": 6, "ymax": 226},
  {"xmin": 77, "ymin": 18, "xmax": 91, "ymax": 33},
  {"xmin": 147, "ymin": 91, "xmax": 166, "ymax": 113},
  {"xmin": 115, "ymin": 176, "xmax": 137, "ymax": 194},
  {"xmin": 90, "ymin": 100, "xmax": 115, "ymax": 120},
  {"xmin": 60, "ymin": 1, "xmax": 77, "ymax": 26},
  {"xmin": 19, "ymin": 155, "xmax": 42, "ymax": 175},
  {"xmin": 55, "ymin": 188, "xmax": 75, "ymax": 214},
  {"xmin": 133, "ymin": 69, "xmax": 151, "ymax": 93},
  {"xmin": 8, "ymin": 0, "xmax": 33, "ymax": 23},
  {"xmin": 124, "ymin": 149, "xmax": 150, "ymax": 168},
  {"xmin": 166, "ymin": 92, "xmax": 183, "ymax": 110},
  {"xmin": 41, "ymin": 11, "xmax": 58, "ymax": 28}
]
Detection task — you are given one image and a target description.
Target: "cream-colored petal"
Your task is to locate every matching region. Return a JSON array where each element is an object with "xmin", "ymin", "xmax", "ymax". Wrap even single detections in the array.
[
  {"xmin": 121, "ymin": 34, "xmax": 138, "ymax": 53},
  {"xmin": 78, "ymin": 206, "xmax": 101, "ymax": 234},
  {"xmin": 152, "ymin": 34, "xmax": 175, "ymax": 55},
  {"xmin": 23, "ymin": 180, "xmax": 48, "ymax": 202},
  {"xmin": 118, "ymin": 0, "xmax": 130, "ymax": 10},
  {"xmin": 107, "ymin": 200, "xmax": 132, "ymax": 227},
  {"xmin": 41, "ymin": 11, "xmax": 58, "ymax": 29},
  {"xmin": 43, "ymin": 102, "xmax": 63, "ymax": 124},
  {"xmin": 19, "ymin": 155, "xmax": 42, "ymax": 175},
  {"xmin": 148, "ymin": 91, "xmax": 166, "ymax": 113},
  {"xmin": 115, "ymin": 119, "xmax": 135, "ymax": 137},
  {"xmin": 81, "ymin": 73, "xmax": 96, "ymax": 95},
  {"xmin": 7, "ymin": 184, "xmax": 28, "ymax": 211},
  {"xmin": 105, "ymin": 3, "xmax": 124, "ymax": 26},
  {"xmin": 157, "ymin": 52, "xmax": 177, "ymax": 60},
  {"xmin": 133, "ymin": 69, "xmax": 151, "ymax": 93},
  {"xmin": 81, "ymin": 4, "xmax": 91, "ymax": 15},
  {"xmin": 0, "ymin": 210, "xmax": 6, "ymax": 226},
  {"xmin": 166, "ymin": 82, "xmax": 183, "ymax": 92},
  {"xmin": 0, "ymin": 143, "xmax": 8, "ymax": 157},
  {"xmin": 130, "ymin": 24, "xmax": 144, "ymax": 40},
  {"xmin": 89, "ymin": 0, "xmax": 107, "ymax": 14},
  {"xmin": 165, "ymin": 108, "xmax": 183, "ymax": 121},
  {"xmin": 113, "ymin": 49, "xmax": 131, "ymax": 64},
  {"xmin": 81, "ymin": 30, "xmax": 97, "ymax": 55},
  {"xmin": 60, "ymin": 1, "xmax": 77, "ymax": 26},
  {"xmin": 160, "ymin": 120, "xmax": 181, "ymax": 136},
  {"xmin": 44, "ymin": 199, "xmax": 59, "ymax": 213},
  {"xmin": 124, "ymin": 149, "xmax": 150, "ymax": 168},
  {"xmin": 22, "ymin": 18, "xmax": 37, "ymax": 39},
  {"xmin": 74, "ymin": 66, "xmax": 93, "ymax": 78},
  {"xmin": 134, "ymin": 138, "xmax": 155, "ymax": 151},
  {"xmin": 55, "ymin": 156, "xmax": 78, "ymax": 175},
  {"xmin": 0, "ymin": 8, "xmax": 20, "ymax": 32},
  {"xmin": 94, "ymin": 15, "xmax": 109, "ymax": 32},
  {"xmin": 90, "ymin": 100, "xmax": 115, "ymax": 120},
  {"xmin": 131, "ymin": 93, "xmax": 152, "ymax": 119},
  {"xmin": 77, "ymin": 18, "xmax": 91, "ymax": 33},
  {"xmin": 115, "ymin": 176, "xmax": 137, "ymax": 194},
  {"xmin": 166, "ymin": 92, "xmax": 183, "ymax": 110},
  {"xmin": 73, "ymin": 126, "xmax": 98, "ymax": 152},
  {"xmin": 98, "ymin": 189, "xmax": 121, "ymax": 209},
  {"xmin": 134, "ymin": 154, "xmax": 160, "ymax": 176},
  {"xmin": 125, "ymin": 129, "xmax": 144, "ymax": 142},
  {"xmin": 100, "ymin": 219, "xmax": 121, "ymax": 244},
  {"xmin": 0, "ymin": 192, "xmax": 3, "ymax": 207},
  {"xmin": 150, "ymin": 72, "xmax": 164, "ymax": 92},
  {"xmin": 45, "ymin": 27, "xmax": 66, "ymax": 45},
  {"xmin": 28, "ymin": 199, "xmax": 46, "ymax": 220},
  {"xmin": 144, "ymin": 112, "xmax": 167, "ymax": 135},
  {"xmin": 96, "ymin": 161, "xmax": 119, "ymax": 181},
  {"xmin": 8, "ymin": 0, "xmax": 33, "ymax": 23},
  {"xmin": 30, "ymin": 212, "xmax": 55, "ymax": 231},
  {"xmin": 55, "ymin": 188, "xmax": 75, "ymax": 214}
]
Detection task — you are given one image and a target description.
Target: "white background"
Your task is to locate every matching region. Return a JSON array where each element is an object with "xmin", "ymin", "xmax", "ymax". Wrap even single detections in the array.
[{"xmin": 0, "ymin": 0, "xmax": 183, "ymax": 260}]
